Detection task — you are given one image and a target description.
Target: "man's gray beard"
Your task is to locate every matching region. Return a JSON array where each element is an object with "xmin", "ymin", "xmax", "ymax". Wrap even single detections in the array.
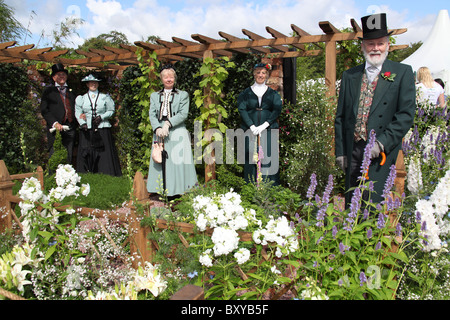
[{"xmin": 363, "ymin": 48, "xmax": 389, "ymax": 67}]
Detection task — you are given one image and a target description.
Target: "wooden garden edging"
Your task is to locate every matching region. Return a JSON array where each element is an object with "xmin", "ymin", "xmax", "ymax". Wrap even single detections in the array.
[{"xmin": 0, "ymin": 160, "xmax": 44, "ymax": 232}]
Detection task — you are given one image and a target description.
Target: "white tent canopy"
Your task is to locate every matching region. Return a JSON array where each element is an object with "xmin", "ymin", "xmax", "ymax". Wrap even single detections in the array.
[{"xmin": 402, "ymin": 9, "xmax": 450, "ymax": 95}]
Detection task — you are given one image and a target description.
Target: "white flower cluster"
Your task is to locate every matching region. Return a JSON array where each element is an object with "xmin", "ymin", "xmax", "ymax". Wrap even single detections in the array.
[
  {"xmin": 133, "ymin": 261, "xmax": 167, "ymax": 297},
  {"xmin": 86, "ymin": 262, "xmax": 167, "ymax": 300},
  {"xmin": 193, "ymin": 190, "xmax": 258, "ymax": 232},
  {"xmin": 48, "ymin": 164, "xmax": 90, "ymax": 202},
  {"xmin": 18, "ymin": 164, "xmax": 90, "ymax": 241},
  {"xmin": 416, "ymin": 169, "xmax": 450, "ymax": 252},
  {"xmin": 234, "ymin": 248, "xmax": 251, "ymax": 265},
  {"xmin": 193, "ymin": 190, "xmax": 258, "ymax": 266},
  {"xmin": 253, "ymin": 216, "xmax": 299, "ymax": 258},
  {"xmin": 18, "ymin": 177, "xmax": 44, "ymax": 203},
  {"xmin": 300, "ymin": 277, "xmax": 329, "ymax": 300},
  {"xmin": 406, "ymin": 156, "xmax": 423, "ymax": 195},
  {"xmin": 0, "ymin": 243, "xmax": 42, "ymax": 294}
]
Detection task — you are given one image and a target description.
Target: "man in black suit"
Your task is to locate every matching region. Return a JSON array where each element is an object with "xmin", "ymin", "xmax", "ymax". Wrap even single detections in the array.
[
  {"xmin": 335, "ymin": 13, "xmax": 416, "ymax": 206},
  {"xmin": 40, "ymin": 63, "xmax": 77, "ymax": 165}
]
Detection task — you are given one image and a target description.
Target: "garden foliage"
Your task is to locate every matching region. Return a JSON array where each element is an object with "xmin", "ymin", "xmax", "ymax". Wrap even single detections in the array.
[{"xmin": 0, "ymin": 55, "xmax": 449, "ymax": 300}]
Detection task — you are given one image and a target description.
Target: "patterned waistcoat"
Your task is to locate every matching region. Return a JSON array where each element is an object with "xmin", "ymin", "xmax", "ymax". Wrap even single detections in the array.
[{"xmin": 354, "ymin": 73, "xmax": 379, "ymax": 142}]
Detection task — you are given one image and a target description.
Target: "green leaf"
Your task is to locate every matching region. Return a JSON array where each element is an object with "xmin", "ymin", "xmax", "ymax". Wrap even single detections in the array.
[
  {"xmin": 44, "ymin": 246, "xmax": 56, "ymax": 261},
  {"xmin": 37, "ymin": 230, "xmax": 53, "ymax": 241},
  {"xmin": 387, "ymin": 251, "xmax": 409, "ymax": 263},
  {"xmin": 328, "ymin": 289, "xmax": 344, "ymax": 298}
]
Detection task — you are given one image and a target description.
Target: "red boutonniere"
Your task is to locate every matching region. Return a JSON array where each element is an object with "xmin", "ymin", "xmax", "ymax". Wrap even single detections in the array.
[{"xmin": 381, "ymin": 71, "xmax": 396, "ymax": 82}]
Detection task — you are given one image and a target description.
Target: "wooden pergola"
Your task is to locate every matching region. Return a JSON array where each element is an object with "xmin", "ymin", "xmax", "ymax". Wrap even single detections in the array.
[{"xmin": 0, "ymin": 18, "xmax": 408, "ymax": 96}]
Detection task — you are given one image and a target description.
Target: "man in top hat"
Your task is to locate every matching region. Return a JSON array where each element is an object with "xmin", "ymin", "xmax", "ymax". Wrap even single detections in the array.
[
  {"xmin": 40, "ymin": 63, "xmax": 77, "ymax": 166},
  {"xmin": 334, "ymin": 13, "xmax": 416, "ymax": 206}
]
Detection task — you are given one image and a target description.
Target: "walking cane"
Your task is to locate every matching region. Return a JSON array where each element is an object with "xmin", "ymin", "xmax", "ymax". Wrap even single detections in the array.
[{"xmin": 161, "ymin": 137, "xmax": 168, "ymax": 192}]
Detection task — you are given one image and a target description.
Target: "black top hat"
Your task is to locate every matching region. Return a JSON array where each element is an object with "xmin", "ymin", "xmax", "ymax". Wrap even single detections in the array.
[
  {"xmin": 51, "ymin": 63, "xmax": 68, "ymax": 77},
  {"xmin": 359, "ymin": 13, "xmax": 393, "ymax": 40}
]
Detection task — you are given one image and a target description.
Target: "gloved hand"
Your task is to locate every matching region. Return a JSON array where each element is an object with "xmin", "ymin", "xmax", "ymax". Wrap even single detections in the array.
[
  {"xmin": 93, "ymin": 115, "xmax": 102, "ymax": 126},
  {"xmin": 161, "ymin": 121, "xmax": 171, "ymax": 137},
  {"xmin": 80, "ymin": 123, "xmax": 88, "ymax": 131},
  {"xmin": 255, "ymin": 122, "xmax": 270, "ymax": 135},
  {"xmin": 370, "ymin": 140, "xmax": 383, "ymax": 159},
  {"xmin": 250, "ymin": 125, "xmax": 258, "ymax": 136},
  {"xmin": 336, "ymin": 156, "xmax": 347, "ymax": 171}
]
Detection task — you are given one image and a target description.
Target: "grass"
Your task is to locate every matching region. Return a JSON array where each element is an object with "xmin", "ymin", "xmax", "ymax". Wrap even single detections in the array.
[{"xmin": 43, "ymin": 172, "xmax": 132, "ymax": 209}]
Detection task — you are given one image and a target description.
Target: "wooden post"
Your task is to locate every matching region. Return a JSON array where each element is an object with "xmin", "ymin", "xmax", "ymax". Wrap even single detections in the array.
[
  {"xmin": 324, "ymin": 40, "xmax": 337, "ymax": 97},
  {"xmin": 133, "ymin": 171, "xmax": 149, "ymax": 201},
  {"xmin": 170, "ymin": 284, "xmax": 204, "ymax": 300},
  {"xmin": 394, "ymin": 149, "xmax": 406, "ymax": 196},
  {"xmin": 129, "ymin": 171, "xmax": 154, "ymax": 268},
  {"xmin": 0, "ymin": 160, "xmax": 14, "ymax": 232}
]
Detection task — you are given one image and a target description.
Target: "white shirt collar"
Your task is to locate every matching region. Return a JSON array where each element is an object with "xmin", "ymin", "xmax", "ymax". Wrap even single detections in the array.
[{"xmin": 251, "ymin": 82, "xmax": 268, "ymax": 96}]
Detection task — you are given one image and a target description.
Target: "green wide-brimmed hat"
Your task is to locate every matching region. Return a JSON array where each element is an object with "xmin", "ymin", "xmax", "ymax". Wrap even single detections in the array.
[{"xmin": 81, "ymin": 74, "xmax": 102, "ymax": 82}]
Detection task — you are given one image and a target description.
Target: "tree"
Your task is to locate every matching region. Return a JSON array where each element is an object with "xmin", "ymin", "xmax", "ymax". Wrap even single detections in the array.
[
  {"xmin": 0, "ymin": 0, "xmax": 25, "ymax": 42},
  {"xmin": 77, "ymin": 30, "xmax": 130, "ymax": 51},
  {"xmin": 51, "ymin": 16, "xmax": 84, "ymax": 49}
]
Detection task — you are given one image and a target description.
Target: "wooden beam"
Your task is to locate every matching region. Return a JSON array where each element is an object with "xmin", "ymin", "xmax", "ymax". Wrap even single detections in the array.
[
  {"xmin": 103, "ymin": 46, "xmax": 132, "ymax": 54},
  {"xmin": 193, "ymin": 33, "xmax": 248, "ymax": 54},
  {"xmin": 75, "ymin": 49, "xmax": 99, "ymax": 57},
  {"xmin": 0, "ymin": 41, "xmax": 16, "ymax": 49},
  {"xmin": 266, "ymin": 26, "xmax": 305, "ymax": 51},
  {"xmin": 243, "ymin": 28, "xmax": 288, "ymax": 52},
  {"xmin": 0, "ymin": 48, "xmax": 68, "ymax": 62},
  {"xmin": 1, "ymin": 44, "xmax": 34, "ymax": 53},
  {"xmin": 218, "ymin": 31, "xmax": 261, "ymax": 54},
  {"xmin": 350, "ymin": 18, "xmax": 362, "ymax": 33},
  {"xmin": 191, "ymin": 34, "xmax": 234, "ymax": 56},
  {"xmin": 319, "ymin": 21, "xmax": 342, "ymax": 35},
  {"xmin": 291, "ymin": 24, "xmax": 322, "ymax": 49}
]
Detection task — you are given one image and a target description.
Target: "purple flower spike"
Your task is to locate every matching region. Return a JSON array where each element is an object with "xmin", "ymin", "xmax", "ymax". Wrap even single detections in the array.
[
  {"xmin": 359, "ymin": 272, "xmax": 367, "ymax": 286},
  {"xmin": 306, "ymin": 173, "xmax": 317, "ymax": 200},
  {"xmin": 339, "ymin": 242, "xmax": 349, "ymax": 255},
  {"xmin": 395, "ymin": 223, "xmax": 402, "ymax": 237},
  {"xmin": 322, "ymin": 175, "xmax": 334, "ymax": 204},
  {"xmin": 382, "ymin": 165, "xmax": 397, "ymax": 199},
  {"xmin": 367, "ymin": 228, "xmax": 373, "ymax": 239},
  {"xmin": 377, "ymin": 213, "xmax": 386, "ymax": 229},
  {"xmin": 360, "ymin": 130, "xmax": 376, "ymax": 180}
]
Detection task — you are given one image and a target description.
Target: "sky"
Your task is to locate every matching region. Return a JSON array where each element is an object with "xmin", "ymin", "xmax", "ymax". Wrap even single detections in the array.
[{"xmin": 5, "ymin": 0, "xmax": 449, "ymax": 49}]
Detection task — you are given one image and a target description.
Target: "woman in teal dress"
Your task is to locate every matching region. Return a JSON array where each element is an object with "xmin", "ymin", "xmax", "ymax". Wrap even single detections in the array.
[
  {"xmin": 237, "ymin": 63, "xmax": 283, "ymax": 185},
  {"xmin": 75, "ymin": 74, "xmax": 122, "ymax": 176},
  {"xmin": 146, "ymin": 65, "xmax": 197, "ymax": 198}
]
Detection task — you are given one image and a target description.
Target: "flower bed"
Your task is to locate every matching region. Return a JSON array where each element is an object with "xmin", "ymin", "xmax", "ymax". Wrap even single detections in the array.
[{"xmin": 0, "ymin": 99, "xmax": 449, "ymax": 300}]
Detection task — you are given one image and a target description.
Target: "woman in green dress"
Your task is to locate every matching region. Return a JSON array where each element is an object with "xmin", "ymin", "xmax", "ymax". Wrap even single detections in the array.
[
  {"xmin": 237, "ymin": 63, "xmax": 282, "ymax": 186},
  {"xmin": 146, "ymin": 65, "xmax": 197, "ymax": 198}
]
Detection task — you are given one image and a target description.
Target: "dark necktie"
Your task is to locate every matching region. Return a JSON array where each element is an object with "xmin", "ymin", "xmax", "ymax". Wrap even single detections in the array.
[{"xmin": 59, "ymin": 86, "xmax": 73, "ymax": 123}]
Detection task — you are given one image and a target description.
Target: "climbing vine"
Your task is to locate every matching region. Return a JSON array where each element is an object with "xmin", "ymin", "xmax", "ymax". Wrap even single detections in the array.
[
  {"xmin": 131, "ymin": 48, "xmax": 161, "ymax": 170},
  {"xmin": 193, "ymin": 56, "xmax": 235, "ymax": 135}
]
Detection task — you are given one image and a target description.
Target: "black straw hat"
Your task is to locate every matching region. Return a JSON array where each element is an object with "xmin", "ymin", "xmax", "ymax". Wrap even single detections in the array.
[
  {"xmin": 51, "ymin": 63, "xmax": 68, "ymax": 77},
  {"xmin": 359, "ymin": 13, "xmax": 393, "ymax": 40}
]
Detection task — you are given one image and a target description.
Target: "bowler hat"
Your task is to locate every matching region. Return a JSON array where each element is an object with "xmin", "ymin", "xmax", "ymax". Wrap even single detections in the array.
[
  {"xmin": 359, "ymin": 13, "xmax": 393, "ymax": 40},
  {"xmin": 51, "ymin": 63, "xmax": 68, "ymax": 77}
]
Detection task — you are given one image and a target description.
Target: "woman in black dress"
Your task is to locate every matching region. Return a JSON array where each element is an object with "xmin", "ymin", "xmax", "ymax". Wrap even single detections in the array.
[{"xmin": 75, "ymin": 74, "xmax": 121, "ymax": 176}]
